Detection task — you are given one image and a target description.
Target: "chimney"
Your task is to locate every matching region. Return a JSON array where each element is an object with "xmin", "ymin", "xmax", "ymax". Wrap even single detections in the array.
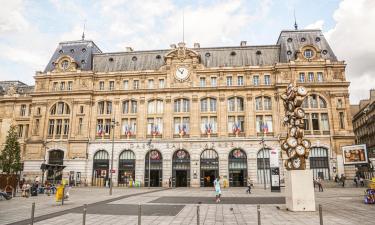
[
  {"xmin": 125, "ymin": 47, "xmax": 133, "ymax": 52},
  {"xmin": 170, "ymin": 44, "xmax": 177, "ymax": 49},
  {"xmin": 194, "ymin": 43, "xmax": 200, "ymax": 48},
  {"xmin": 240, "ymin": 41, "xmax": 247, "ymax": 47}
]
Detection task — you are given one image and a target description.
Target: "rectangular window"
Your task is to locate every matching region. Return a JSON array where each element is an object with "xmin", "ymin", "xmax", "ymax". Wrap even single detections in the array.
[
  {"xmin": 320, "ymin": 113, "xmax": 329, "ymax": 131},
  {"xmin": 226, "ymin": 76, "xmax": 233, "ymax": 86},
  {"xmin": 96, "ymin": 119, "xmax": 103, "ymax": 136},
  {"xmin": 57, "ymin": 102, "xmax": 64, "ymax": 114},
  {"xmin": 264, "ymin": 98, "xmax": 272, "ymax": 110},
  {"xmin": 63, "ymin": 119, "xmax": 69, "ymax": 135},
  {"xmin": 312, "ymin": 113, "xmax": 320, "ymax": 130},
  {"xmin": 264, "ymin": 75, "xmax": 271, "ymax": 85},
  {"xmin": 228, "ymin": 98, "xmax": 235, "ymax": 112},
  {"xmin": 310, "ymin": 95, "xmax": 318, "ymax": 108},
  {"xmin": 18, "ymin": 125, "xmax": 24, "ymax": 138},
  {"xmin": 67, "ymin": 81, "xmax": 73, "ymax": 90},
  {"xmin": 317, "ymin": 72, "xmax": 323, "ymax": 82},
  {"xmin": 99, "ymin": 81, "xmax": 104, "ymax": 90},
  {"xmin": 78, "ymin": 118, "xmax": 83, "ymax": 135},
  {"xmin": 123, "ymin": 101, "xmax": 129, "ymax": 114},
  {"xmin": 80, "ymin": 105, "xmax": 84, "ymax": 114},
  {"xmin": 228, "ymin": 116, "xmax": 235, "ymax": 133},
  {"xmin": 56, "ymin": 119, "xmax": 62, "ymax": 135},
  {"xmin": 264, "ymin": 115, "xmax": 273, "ymax": 132},
  {"xmin": 339, "ymin": 112, "xmax": 345, "ymax": 129},
  {"xmin": 131, "ymin": 101, "xmax": 137, "ymax": 113},
  {"xmin": 200, "ymin": 77, "xmax": 206, "ymax": 87},
  {"xmin": 210, "ymin": 99, "xmax": 217, "ymax": 112},
  {"xmin": 256, "ymin": 115, "xmax": 263, "ymax": 133},
  {"xmin": 255, "ymin": 98, "xmax": 263, "ymax": 110},
  {"xmin": 20, "ymin": 104, "xmax": 26, "ymax": 116},
  {"xmin": 308, "ymin": 72, "xmax": 314, "ymax": 82},
  {"xmin": 133, "ymin": 80, "xmax": 139, "ymax": 90},
  {"xmin": 106, "ymin": 102, "xmax": 112, "ymax": 114},
  {"xmin": 34, "ymin": 119, "xmax": 40, "ymax": 135},
  {"xmin": 37, "ymin": 107, "xmax": 41, "ymax": 115},
  {"xmin": 237, "ymin": 76, "xmax": 244, "ymax": 86},
  {"xmin": 253, "ymin": 75, "xmax": 259, "ymax": 86},
  {"xmin": 337, "ymin": 99, "xmax": 343, "ymax": 108},
  {"xmin": 60, "ymin": 82, "xmax": 65, "ymax": 90},
  {"xmin": 104, "ymin": 119, "xmax": 111, "ymax": 135},
  {"xmin": 159, "ymin": 79, "xmax": 165, "ymax": 88},
  {"xmin": 53, "ymin": 82, "xmax": 58, "ymax": 91},
  {"xmin": 299, "ymin": 73, "xmax": 305, "ymax": 82},
  {"xmin": 201, "ymin": 116, "xmax": 217, "ymax": 134},
  {"xmin": 211, "ymin": 77, "xmax": 217, "ymax": 87},
  {"xmin": 201, "ymin": 99, "xmax": 208, "ymax": 112},
  {"xmin": 148, "ymin": 79, "xmax": 154, "ymax": 89},
  {"xmin": 304, "ymin": 113, "xmax": 310, "ymax": 130},
  {"xmin": 122, "ymin": 118, "xmax": 137, "ymax": 135},
  {"xmin": 98, "ymin": 102, "xmax": 104, "ymax": 115},
  {"xmin": 147, "ymin": 118, "xmax": 163, "ymax": 135},
  {"xmin": 109, "ymin": 81, "xmax": 115, "ymax": 90},
  {"xmin": 123, "ymin": 80, "xmax": 129, "ymax": 90},
  {"xmin": 48, "ymin": 120, "xmax": 54, "ymax": 136}
]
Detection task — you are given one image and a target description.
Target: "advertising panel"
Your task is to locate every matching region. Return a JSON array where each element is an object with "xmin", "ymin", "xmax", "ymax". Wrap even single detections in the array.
[{"xmin": 342, "ymin": 144, "xmax": 368, "ymax": 165}]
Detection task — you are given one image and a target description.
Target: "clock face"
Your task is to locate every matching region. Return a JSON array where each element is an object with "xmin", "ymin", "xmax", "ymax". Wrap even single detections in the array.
[
  {"xmin": 296, "ymin": 145, "xmax": 305, "ymax": 156},
  {"xmin": 175, "ymin": 66, "xmax": 189, "ymax": 81},
  {"xmin": 287, "ymin": 148, "xmax": 297, "ymax": 158},
  {"xmin": 292, "ymin": 158, "xmax": 301, "ymax": 168}
]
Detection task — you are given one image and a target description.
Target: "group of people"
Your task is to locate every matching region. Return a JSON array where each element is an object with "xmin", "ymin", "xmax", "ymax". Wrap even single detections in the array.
[
  {"xmin": 334, "ymin": 174, "xmax": 347, "ymax": 187},
  {"xmin": 20, "ymin": 176, "xmax": 57, "ymax": 198},
  {"xmin": 313, "ymin": 177, "xmax": 324, "ymax": 192}
]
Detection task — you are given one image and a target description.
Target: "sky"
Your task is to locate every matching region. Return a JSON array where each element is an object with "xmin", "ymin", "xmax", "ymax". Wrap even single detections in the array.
[{"xmin": 0, "ymin": 0, "xmax": 374, "ymax": 104}]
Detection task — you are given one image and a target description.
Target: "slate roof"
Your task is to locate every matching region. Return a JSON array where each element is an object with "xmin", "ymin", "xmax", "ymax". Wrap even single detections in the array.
[
  {"xmin": 277, "ymin": 29, "xmax": 337, "ymax": 63},
  {"xmin": 44, "ymin": 40, "xmax": 102, "ymax": 73},
  {"xmin": 44, "ymin": 29, "xmax": 338, "ymax": 73},
  {"xmin": 0, "ymin": 80, "xmax": 34, "ymax": 96}
]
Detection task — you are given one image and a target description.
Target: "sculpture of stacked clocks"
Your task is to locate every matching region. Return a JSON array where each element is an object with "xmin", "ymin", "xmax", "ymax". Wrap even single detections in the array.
[{"xmin": 280, "ymin": 83, "xmax": 311, "ymax": 170}]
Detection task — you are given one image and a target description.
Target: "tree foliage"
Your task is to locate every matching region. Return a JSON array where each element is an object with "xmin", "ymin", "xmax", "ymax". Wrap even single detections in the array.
[{"xmin": 0, "ymin": 125, "xmax": 21, "ymax": 174}]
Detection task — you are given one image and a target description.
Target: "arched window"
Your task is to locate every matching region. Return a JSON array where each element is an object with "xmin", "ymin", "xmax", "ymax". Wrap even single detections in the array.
[
  {"xmin": 50, "ymin": 102, "xmax": 70, "ymax": 115},
  {"xmin": 201, "ymin": 97, "xmax": 216, "ymax": 112},
  {"xmin": 172, "ymin": 149, "xmax": 190, "ymax": 187},
  {"xmin": 200, "ymin": 149, "xmax": 219, "ymax": 187},
  {"xmin": 174, "ymin": 98, "xmax": 190, "ymax": 113},
  {"xmin": 309, "ymin": 147, "xmax": 330, "ymax": 180},
  {"xmin": 92, "ymin": 150, "xmax": 109, "ymax": 187},
  {"xmin": 145, "ymin": 150, "xmax": 163, "ymax": 187},
  {"xmin": 255, "ymin": 96, "xmax": 272, "ymax": 111},
  {"xmin": 47, "ymin": 149, "xmax": 64, "ymax": 182},
  {"xmin": 302, "ymin": 94, "xmax": 330, "ymax": 134},
  {"xmin": 148, "ymin": 99, "xmax": 163, "ymax": 114},
  {"xmin": 257, "ymin": 149, "xmax": 270, "ymax": 184},
  {"xmin": 228, "ymin": 97, "xmax": 244, "ymax": 112},
  {"xmin": 228, "ymin": 148, "xmax": 247, "ymax": 187},
  {"xmin": 118, "ymin": 150, "xmax": 136, "ymax": 186},
  {"xmin": 122, "ymin": 100, "xmax": 137, "ymax": 114},
  {"xmin": 97, "ymin": 101, "xmax": 112, "ymax": 115}
]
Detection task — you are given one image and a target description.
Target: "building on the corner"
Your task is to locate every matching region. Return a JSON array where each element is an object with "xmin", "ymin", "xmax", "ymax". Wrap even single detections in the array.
[
  {"xmin": 351, "ymin": 89, "xmax": 375, "ymax": 169},
  {"xmin": 0, "ymin": 29, "xmax": 356, "ymax": 187}
]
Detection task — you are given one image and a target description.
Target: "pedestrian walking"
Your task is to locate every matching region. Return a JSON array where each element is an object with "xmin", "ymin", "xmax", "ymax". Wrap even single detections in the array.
[
  {"xmin": 317, "ymin": 177, "xmax": 323, "ymax": 192},
  {"xmin": 214, "ymin": 176, "xmax": 221, "ymax": 203},
  {"xmin": 360, "ymin": 176, "xmax": 365, "ymax": 187},
  {"xmin": 246, "ymin": 178, "xmax": 252, "ymax": 194},
  {"xmin": 168, "ymin": 177, "xmax": 172, "ymax": 188},
  {"xmin": 340, "ymin": 174, "xmax": 346, "ymax": 187},
  {"xmin": 354, "ymin": 176, "xmax": 358, "ymax": 187}
]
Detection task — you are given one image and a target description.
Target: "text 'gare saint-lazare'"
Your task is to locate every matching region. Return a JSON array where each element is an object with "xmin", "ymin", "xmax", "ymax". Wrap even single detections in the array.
[{"xmin": 0, "ymin": 28, "xmax": 355, "ymax": 188}]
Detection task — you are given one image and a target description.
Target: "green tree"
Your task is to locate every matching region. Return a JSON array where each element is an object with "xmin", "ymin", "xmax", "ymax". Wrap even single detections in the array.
[{"xmin": 0, "ymin": 125, "xmax": 21, "ymax": 174}]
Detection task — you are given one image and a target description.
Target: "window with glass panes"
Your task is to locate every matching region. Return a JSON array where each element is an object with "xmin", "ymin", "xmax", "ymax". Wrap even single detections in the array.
[
  {"xmin": 133, "ymin": 80, "xmax": 139, "ymax": 89},
  {"xmin": 109, "ymin": 81, "xmax": 115, "ymax": 90},
  {"xmin": 20, "ymin": 104, "xmax": 26, "ymax": 116},
  {"xmin": 228, "ymin": 97, "xmax": 244, "ymax": 112},
  {"xmin": 211, "ymin": 77, "xmax": 217, "ymax": 87},
  {"xmin": 253, "ymin": 75, "xmax": 259, "ymax": 86},
  {"xmin": 255, "ymin": 115, "xmax": 273, "ymax": 133},
  {"xmin": 148, "ymin": 79, "xmax": 154, "ymax": 89},
  {"xmin": 226, "ymin": 76, "xmax": 233, "ymax": 86},
  {"xmin": 121, "ymin": 118, "xmax": 137, "ymax": 136},
  {"xmin": 97, "ymin": 101, "xmax": 112, "ymax": 115},
  {"xmin": 308, "ymin": 72, "xmax": 314, "ymax": 82},
  {"xmin": 147, "ymin": 117, "xmax": 163, "ymax": 135},
  {"xmin": 123, "ymin": 80, "xmax": 129, "ymax": 90},
  {"xmin": 159, "ymin": 79, "xmax": 165, "ymax": 88},
  {"xmin": 339, "ymin": 112, "xmax": 345, "ymax": 129},
  {"xmin": 99, "ymin": 81, "xmax": 104, "ymax": 90},
  {"xmin": 201, "ymin": 116, "xmax": 217, "ymax": 134},
  {"xmin": 317, "ymin": 72, "xmax": 323, "ymax": 82},
  {"xmin": 299, "ymin": 72, "xmax": 305, "ymax": 82},
  {"xmin": 200, "ymin": 77, "xmax": 206, "ymax": 87},
  {"xmin": 174, "ymin": 117, "xmax": 189, "ymax": 135},
  {"xmin": 67, "ymin": 81, "xmax": 73, "ymax": 90},
  {"xmin": 122, "ymin": 100, "xmax": 137, "ymax": 114},
  {"xmin": 264, "ymin": 75, "xmax": 271, "ymax": 85},
  {"xmin": 237, "ymin": 76, "xmax": 244, "ymax": 86},
  {"xmin": 174, "ymin": 99, "xmax": 190, "ymax": 113},
  {"xmin": 201, "ymin": 98, "xmax": 216, "ymax": 112},
  {"xmin": 228, "ymin": 116, "xmax": 244, "ymax": 133}
]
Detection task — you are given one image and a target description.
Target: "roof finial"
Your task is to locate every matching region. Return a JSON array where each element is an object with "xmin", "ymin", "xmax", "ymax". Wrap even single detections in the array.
[
  {"xmin": 81, "ymin": 19, "xmax": 86, "ymax": 41},
  {"xmin": 294, "ymin": 9, "xmax": 298, "ymax": 30}
]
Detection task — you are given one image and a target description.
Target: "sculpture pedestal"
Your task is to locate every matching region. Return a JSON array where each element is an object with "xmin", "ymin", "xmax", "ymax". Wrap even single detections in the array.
[{"xmin": 285, "ymin": 170, "xmax": 316, "ymax": 211}]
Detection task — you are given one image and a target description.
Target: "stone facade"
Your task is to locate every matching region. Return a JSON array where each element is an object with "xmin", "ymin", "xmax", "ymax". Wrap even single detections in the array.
[{"xmin": 0, "ymin": 29, "xmax": 355, "ymax": 187}]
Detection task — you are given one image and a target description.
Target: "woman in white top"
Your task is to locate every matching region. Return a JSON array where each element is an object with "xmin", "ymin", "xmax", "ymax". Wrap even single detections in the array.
[{"xmin": 214, "ymin": 176, "xmax": 221, "ymax": 203}]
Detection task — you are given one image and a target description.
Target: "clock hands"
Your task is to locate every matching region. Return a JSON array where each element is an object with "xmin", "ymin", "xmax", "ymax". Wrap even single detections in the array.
[{"xmin": 178, "ymin": 68, "xmax": 184, "ymax": 74}]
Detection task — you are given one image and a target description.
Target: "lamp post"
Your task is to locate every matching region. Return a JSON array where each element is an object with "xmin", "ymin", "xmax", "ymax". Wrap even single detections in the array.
[
  {"xmin": 260, "ymin": 121, "xmax": 267, "ymax": 190},
  {"xmin": 109, "ymin": 118, "xmax": 117, "ymax": 196},
  {"xmin": 147, "ymin": 139, "xmax": 152, "ymax": 188}
]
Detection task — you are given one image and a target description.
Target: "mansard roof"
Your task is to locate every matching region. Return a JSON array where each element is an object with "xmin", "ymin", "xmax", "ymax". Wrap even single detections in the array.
[{"xmin": 44, "ymin": 29, "xmax": 339, "ymax": 73}]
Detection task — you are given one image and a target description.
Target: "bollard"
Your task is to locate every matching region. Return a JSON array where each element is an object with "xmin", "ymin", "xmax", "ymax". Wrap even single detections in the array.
[
  {"xmin": 83, "ymin": 204, "xmax": 87, "ymax": 225},
  {"xmin": 319, "ymin": 204, "xmax": 323, "ymax": 225},
  {"xmin": 138, "ymin": 203, "xmax": 141, "ymax": 225},
  {"xmin": 257, "ymin": 205, "xmax": 261, "ymax": 225},
  {"xmin": 30, "ymin": 202, "xmax": 35, "ymax": 225},
  {"xmin": 197, "ymin": 205, "xmax": 200, "ymax": 225}
]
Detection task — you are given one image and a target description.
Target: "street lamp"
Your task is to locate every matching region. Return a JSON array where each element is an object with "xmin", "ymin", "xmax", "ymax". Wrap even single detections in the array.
[
  {"xmin": 109, "ymin": 118, "xmax": 118, "ymax": 196},
  {"xmin": 147, "ymin": 139, "xmax": 152, "ymax": 188}
]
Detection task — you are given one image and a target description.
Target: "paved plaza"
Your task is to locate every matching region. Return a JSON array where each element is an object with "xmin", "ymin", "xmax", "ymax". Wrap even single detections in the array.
[{"xmin": 0, "ymin": 186, "xmax": 374, "ymax": 225}]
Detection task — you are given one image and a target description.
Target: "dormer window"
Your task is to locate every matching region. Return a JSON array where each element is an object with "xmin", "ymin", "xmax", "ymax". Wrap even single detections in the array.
[
  {"xmin": 61, "ymin": 60, "xmax": 69, "ymax": 70},
  {"xmin": 304, "ymin": 49, "xmax": 313, "ymax": 59}
]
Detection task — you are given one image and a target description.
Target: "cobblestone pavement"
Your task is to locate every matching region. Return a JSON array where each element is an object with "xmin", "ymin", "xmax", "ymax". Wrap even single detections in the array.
[{"xmin": 1, "ymin": 187, "xmax": 374, "ymax": 225}]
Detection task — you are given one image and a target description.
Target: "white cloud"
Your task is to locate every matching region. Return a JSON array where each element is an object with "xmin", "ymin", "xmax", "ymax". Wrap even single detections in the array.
[
  {"xmin": 326, "ymin": 0, "xmax": 375, "ymax": 104},
  {"xmin": 305, "ymin": 20, "xmax": 324, "ymax": 30},
  {"xmin": 0, "ymin": 0, "xmax": 29, "ymax": 33}
]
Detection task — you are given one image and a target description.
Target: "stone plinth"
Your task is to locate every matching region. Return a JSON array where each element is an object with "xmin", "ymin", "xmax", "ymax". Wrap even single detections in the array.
[{"xmin": 285, "ymin": 170, "xmax": 316, "ymax": 211}]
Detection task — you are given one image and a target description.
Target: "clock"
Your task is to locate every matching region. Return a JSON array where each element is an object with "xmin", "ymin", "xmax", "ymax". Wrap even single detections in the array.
[
  {"xmin": 175, "ymin": 66, "xmax": 189, "ymax": 81},
  {"xmin": 296, "ymin": 145, "xmax": 305, "ymax": 156},
  {"xmin": 292, "ymin": 157, "xmax": 301, "ymax": 169},
  {"xmin": 287, "ymin": 148, "xmax": 297, "ymax": 158},
  {"xmin": 286, "ymin": 137, "xmax": 298, "ymax": 148}
]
